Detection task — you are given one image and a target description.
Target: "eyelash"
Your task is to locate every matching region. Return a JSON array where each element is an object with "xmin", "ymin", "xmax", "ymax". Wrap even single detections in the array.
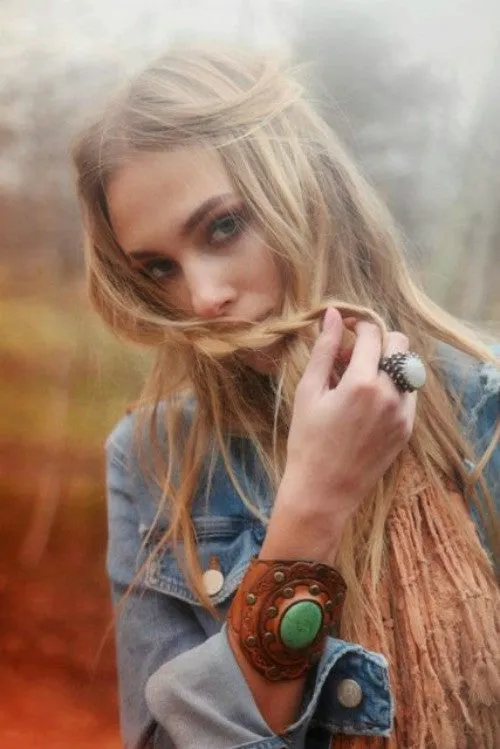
[{"xmin": 141, "ymin": 209, "xmax": 247, "ymax": 281}]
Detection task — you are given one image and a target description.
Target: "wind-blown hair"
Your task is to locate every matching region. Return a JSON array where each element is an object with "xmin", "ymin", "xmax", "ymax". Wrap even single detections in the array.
[{"xmin": 73, "ymin": 46, "xmax": 499, "ymax": 636}]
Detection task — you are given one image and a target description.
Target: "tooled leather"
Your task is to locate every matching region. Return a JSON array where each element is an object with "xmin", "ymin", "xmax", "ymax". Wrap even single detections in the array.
[{"xmin": 227, "ymin": 557, "xmax": 346, "ymax": 680}]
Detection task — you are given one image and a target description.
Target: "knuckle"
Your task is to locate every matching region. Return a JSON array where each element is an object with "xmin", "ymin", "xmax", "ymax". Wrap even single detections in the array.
[
  {"xmin": 351, "ymin": 378, "xmax": 377, "ymax": 399},
  {"xmin": 381, "ymin": 390, "xmax": 401, "ymax": 412}
]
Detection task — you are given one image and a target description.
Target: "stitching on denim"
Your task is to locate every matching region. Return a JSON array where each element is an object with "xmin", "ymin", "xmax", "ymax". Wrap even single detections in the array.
[
  {"xmin": 142, "ymin": 556, "xmax": 251, "ymax": 606},
  {"xmin": 286, "ymin": 644, "xmax": 391, "ymax": 734},
  {"xmin": 310, "ymin": 718, "xmax": 392, "ymax": 738}
]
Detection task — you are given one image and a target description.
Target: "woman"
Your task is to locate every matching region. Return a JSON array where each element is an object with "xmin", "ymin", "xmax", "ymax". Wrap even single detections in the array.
[{"xmin": 73, "ymin": 47, "xmax": 500, "ymax": 749}]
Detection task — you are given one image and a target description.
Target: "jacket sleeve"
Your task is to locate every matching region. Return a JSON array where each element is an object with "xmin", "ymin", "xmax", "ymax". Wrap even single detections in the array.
[
  {"xmin": 105, "ymin": 417, "xmax": 393, "ymax": 749},
  {"xmin": 434, "ymin": 342, "xmax": 500, "ymax": 534},
  {"xmin": 466, "ymin": 347, "xmax": 500, "ymax": 558},
  {"xmin": 471, "ymin": 347, "xmax": 500, "ymax": 511}
]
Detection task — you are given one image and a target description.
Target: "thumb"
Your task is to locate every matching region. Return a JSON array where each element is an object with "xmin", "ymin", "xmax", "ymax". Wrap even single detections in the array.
[{"xmin": 303, "ymin": 307, "xmax": 344, "ymax": 392}]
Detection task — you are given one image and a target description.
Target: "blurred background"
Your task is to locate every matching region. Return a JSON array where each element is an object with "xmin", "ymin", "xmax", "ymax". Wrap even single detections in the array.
[{"xmin": 1, "ymin": 0, "xmax": 499, "ymax": 746}]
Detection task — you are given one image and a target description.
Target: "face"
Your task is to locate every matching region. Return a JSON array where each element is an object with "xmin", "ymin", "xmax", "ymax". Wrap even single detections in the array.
[{"xmin": 107, "ymin": 145, "xmax": 282, "ymax": 318}]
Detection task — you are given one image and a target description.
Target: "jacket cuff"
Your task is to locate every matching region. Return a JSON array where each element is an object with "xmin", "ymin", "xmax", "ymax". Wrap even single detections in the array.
[
  {"xmin": 293, "ymin": 637, "xmax": 393, "ymax": 739},
  {"xmin": 145, "ymin": 624, "xmax": 282, "ymax": 749},
  {"xmin": 145, "ymin": 624, "xmax": 393, "ymax": 749}
]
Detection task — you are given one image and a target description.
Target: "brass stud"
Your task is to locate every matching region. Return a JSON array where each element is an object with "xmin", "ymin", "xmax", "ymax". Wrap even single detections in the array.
[
  {"xmin": 325, "ymin": 600, "xmax": 333, "ymax": 612},
  {"xmin": 267, "ymin": 605, "xmax": 278, "ymax": 618},
  {"xmin": 309, "ymin": 584, "xmax": 321, "ymax": 596},
  {"xmin": 283, "ymin": 586, "xmax": 294, "ymax": 598},
  {"xmin": 246, "ymin": 635, "xmax": 257, "ymax": 647},
  {"xmin": 334, "ymin": 591, "xmax": 345, "ymax": 605},
  {"xmin": 246, "ymin": 593, "xmax": 256, "ymax": 605},
  {"xmin": 273, "ymin": 570, "xmax": 285, "ymax": 583},
  {"xmin": 264, "ymin": 631, "xmax": 275, "ymax": 643}
]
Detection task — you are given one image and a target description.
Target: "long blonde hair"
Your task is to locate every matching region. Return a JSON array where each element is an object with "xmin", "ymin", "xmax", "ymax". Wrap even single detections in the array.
[{"xmin": 73, "ymin": 46, "xmax": 499, "ymax": 634}]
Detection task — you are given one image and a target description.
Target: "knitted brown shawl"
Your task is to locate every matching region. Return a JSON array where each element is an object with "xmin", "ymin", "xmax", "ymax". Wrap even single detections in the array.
[{"xmin": 334, "ymin": 454, "xmax": 500, "ymax": 749}]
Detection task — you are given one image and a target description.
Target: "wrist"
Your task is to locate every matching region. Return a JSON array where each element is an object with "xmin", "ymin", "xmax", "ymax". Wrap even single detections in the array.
[
  {"xmin": 260, "ymin": 483, "xmax": 350, "ymax": 566},
  {"xmin": 279, "ymin": 464, "xmax": 359, "ymax": 511},
  {"xmin": 278, "ymin": 469, "xmax": 355, "ymax": 526},
  {"xmin": 227, "ymin": 557, "xmax": 346, "ymax": 682}
]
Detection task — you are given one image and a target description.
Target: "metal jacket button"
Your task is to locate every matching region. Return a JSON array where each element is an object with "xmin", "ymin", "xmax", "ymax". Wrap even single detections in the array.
[
  {"xmin": 202, "ymin": 568, "xmax": 224, "ymax": 596},
  {"xmin": 203, "ymin": 556, "xmax": 224, "ymax": 596},
  {"xmin": 337, "ymin": 678, "xmax": 363, "ymax": 708}
]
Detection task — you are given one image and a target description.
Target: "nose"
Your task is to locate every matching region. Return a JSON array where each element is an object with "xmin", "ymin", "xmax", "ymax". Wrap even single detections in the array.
[{"xmin": 184, "ymin": 260, "xmax": 236, "ymax": 319}]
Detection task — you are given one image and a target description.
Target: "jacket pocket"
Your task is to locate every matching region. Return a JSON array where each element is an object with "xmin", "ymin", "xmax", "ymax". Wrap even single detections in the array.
[{"xmin": 139, "ymin": 515, "xmax": 265, "ymax": 607}]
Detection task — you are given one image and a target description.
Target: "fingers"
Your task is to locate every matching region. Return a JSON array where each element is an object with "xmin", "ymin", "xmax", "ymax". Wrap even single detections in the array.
[
  {"xmin": 301, "ymin": 307, "xmax": 344, "ymax": 392},
  {"xmin": 343, "ymin": 321, "xmax": 383, "ymax": 380}
]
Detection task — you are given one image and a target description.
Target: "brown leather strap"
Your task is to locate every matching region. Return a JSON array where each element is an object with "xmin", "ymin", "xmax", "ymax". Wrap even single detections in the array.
[{"xmin": 227, "ymin": 557, "xmax": 346, "ymax": 681}]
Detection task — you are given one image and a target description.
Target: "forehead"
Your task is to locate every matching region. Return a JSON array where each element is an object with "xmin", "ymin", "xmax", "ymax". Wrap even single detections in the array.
[{"xmin": 107, "ymin": 147, "xmax": 233, "ymax": 252}]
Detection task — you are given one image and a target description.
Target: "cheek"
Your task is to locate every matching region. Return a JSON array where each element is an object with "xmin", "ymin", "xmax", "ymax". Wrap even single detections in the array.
[
  {"xmin": 266, "ymin": 260, "xmax": 285, "ymax": 310},
  {"xmin": 250, "ymin": 247, "xmax": 283, "ymax": 302},
  {"xmin": 162, "ymin": 278, "xmax": 191, "ymax": 314},
  {"xmin": 269, "ymin": 264, "xmax": 284, "ymax": 305}
]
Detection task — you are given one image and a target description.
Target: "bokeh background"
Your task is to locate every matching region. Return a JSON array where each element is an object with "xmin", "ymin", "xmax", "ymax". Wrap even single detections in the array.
[{"xmin": 1, "ymin": 1, "xmax": 499, "ymax": 746}]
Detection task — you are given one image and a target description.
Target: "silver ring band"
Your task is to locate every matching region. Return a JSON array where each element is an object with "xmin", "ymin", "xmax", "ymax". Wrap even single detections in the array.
[{"xmin": 378, "ymin": 352, "xmax": 426, "ymax": 393}]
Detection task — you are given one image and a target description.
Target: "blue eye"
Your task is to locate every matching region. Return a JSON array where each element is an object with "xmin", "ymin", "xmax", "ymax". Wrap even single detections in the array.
[
  {"xmin": 209, "ymin": 211, "xmax": 245, "ymax": 244},
  {"xmin": 142, "ymin": 258, "xmax": 177, "ymax": 280}
]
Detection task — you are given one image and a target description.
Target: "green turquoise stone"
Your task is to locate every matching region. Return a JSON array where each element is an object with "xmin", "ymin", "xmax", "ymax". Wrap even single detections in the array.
[{"xmin": 279, "ymin": 601, "xmax": 323, "ymax": 650}]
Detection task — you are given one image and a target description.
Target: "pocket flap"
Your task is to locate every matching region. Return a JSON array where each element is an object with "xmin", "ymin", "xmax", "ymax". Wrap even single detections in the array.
[{"xmin": 140, "ymin": 515, "xmax": 265, "ymax": 606}]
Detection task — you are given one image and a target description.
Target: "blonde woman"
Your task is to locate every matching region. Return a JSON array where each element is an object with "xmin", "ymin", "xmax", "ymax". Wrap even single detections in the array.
[{"xmin": 73, "ymin": 48, "xmax": 500, "ymax": 749}]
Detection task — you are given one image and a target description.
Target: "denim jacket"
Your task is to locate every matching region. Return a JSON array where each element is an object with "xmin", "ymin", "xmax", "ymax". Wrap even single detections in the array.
[{"xmin": 105, "ymin": 343, "xmax": 500, "ymax": 749}]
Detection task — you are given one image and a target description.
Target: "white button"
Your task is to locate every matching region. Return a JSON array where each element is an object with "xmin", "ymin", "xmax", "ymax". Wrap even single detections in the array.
[
  {"xmin": 337, "ymin": 678, "xmax": 363, "ymax": 708},
  {"xmin": 202, "ymin": 568, "xmax": 224, "ymax": 596}
]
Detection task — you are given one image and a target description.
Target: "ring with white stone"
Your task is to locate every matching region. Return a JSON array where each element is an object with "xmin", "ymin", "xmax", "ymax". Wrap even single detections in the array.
[{"xmin": 378, "ymin": 352, "xmax": 426, "ymax": 393}]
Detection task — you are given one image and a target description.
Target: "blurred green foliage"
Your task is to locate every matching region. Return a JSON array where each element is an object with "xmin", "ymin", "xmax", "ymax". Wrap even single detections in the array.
[
  {"xmin": 0, "ymin": 286, "xmax": 149, "ymax": 446},
  {"xmin": 0, "ymin": 284, "xmax": 151, "ymax": 512}
]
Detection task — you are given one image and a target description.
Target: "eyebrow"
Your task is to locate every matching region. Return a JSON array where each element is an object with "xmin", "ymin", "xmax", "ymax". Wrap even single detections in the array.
[{"xmin": 126, "ymin": 193, "xmax": 237, "ymax": 261}]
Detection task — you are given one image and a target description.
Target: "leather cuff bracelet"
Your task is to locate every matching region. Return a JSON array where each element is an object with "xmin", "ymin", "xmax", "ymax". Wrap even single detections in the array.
[{"xmin": 227, "ymin": 557, "xmax": 346, "ymax": 681}]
